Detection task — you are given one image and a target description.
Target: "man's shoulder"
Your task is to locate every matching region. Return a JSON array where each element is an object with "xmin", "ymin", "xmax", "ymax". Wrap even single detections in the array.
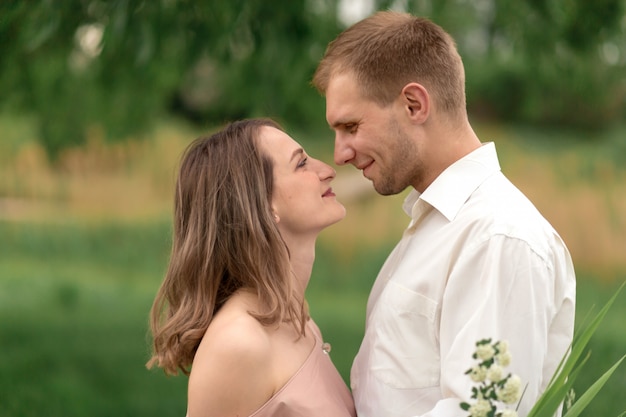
[{"xmin": 462, "ymin": 174, "xmax": 560, "ymax": 247}]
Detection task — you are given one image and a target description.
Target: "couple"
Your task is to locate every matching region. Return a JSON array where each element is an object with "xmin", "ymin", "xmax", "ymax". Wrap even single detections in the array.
[{"xmin": 147, "ymin": 11, "xmax": 576, "ymax": 417}]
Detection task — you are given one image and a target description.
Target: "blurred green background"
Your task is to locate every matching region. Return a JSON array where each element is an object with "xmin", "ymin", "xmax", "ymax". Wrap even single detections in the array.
[{"xmin": 1, "ymin": 1, "xmax": 625, "ymax": 416}]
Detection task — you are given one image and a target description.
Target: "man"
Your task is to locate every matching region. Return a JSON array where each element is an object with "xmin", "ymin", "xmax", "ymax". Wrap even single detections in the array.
[{"xmin": 313, "ymin": 11, "xmax": 576, "ymax": 417}]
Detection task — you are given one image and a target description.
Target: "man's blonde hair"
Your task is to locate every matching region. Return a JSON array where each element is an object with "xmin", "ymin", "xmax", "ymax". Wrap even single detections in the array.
[{"xmin": 313, "ymin": 11, "xmax": 466, "ymax": 118}]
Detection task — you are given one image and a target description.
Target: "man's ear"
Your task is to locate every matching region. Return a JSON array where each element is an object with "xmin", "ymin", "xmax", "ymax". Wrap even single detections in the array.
[{"xmin": 401, "ymin": 83, "xmax": 430, "ymax": 123}]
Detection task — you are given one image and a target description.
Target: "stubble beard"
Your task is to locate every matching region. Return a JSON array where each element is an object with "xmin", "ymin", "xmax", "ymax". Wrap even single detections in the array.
[{"xmin": 372, "ymin": 119, "xmax": 422, "ymax": 196}]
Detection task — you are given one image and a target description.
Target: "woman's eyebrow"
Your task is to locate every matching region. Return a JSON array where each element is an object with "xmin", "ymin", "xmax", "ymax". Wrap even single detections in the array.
[{"xmin": 290, "ymin": 148, "xmax": 304, "ymax": 162}]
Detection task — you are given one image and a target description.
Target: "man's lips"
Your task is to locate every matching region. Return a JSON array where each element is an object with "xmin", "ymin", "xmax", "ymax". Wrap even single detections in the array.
[{"xmin": 359, "ymin": 160, "xmax": 374, "ymax": 178}]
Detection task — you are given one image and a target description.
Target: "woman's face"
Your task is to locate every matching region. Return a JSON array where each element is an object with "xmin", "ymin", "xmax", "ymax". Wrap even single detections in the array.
[{"xmin": 258, "ymin": 126, "xmax": 346, "ymax": 239}]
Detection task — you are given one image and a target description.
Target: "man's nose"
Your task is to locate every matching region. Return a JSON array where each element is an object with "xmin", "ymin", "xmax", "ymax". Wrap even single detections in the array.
[{"xmin": 334, "ymin": 134, "xmax": 355, "ymax": 166}]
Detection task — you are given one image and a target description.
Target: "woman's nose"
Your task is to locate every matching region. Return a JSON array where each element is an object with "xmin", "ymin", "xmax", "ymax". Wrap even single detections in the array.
[{"xmin": 318, "ymin": 160, "xmax": 336, "ymax": 181}]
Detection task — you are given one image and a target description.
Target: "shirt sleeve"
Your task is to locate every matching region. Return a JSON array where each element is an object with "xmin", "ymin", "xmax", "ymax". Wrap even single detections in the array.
[{"xmin": 426, "ymin": 233, "xmax": 574, "ymax": 417}]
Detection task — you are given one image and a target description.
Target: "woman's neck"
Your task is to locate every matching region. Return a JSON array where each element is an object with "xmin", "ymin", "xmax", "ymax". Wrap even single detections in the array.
[{"xmin": 283, "ymin": 235, "xmax": 317, "ymax": 296}]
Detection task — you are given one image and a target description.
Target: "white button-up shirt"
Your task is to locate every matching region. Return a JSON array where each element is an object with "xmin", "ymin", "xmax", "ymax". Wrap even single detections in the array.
[{"xmin": 350, "ymin": 142, "xmax": 576, "ymax": 417}]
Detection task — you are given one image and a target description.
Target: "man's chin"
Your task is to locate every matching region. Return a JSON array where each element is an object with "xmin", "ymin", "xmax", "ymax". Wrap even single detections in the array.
[
  {"xmin": 372, "ymin": 182, "xmax": 400, "ymax": 195},
  {"xmin": 372, "ymin": 180, "xmax": 404, "ymax": 196}
]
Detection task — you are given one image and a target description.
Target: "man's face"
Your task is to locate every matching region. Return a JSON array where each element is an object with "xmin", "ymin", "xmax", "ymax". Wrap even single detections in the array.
[{"xmin": 325, "ymin": 72, "xmax": 422, "ymax": 196}]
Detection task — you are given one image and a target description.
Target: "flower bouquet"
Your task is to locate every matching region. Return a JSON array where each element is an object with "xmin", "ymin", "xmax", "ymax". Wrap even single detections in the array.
[
  {"xmin": 461, "ymin": 281, "xmax": 625, "ymax": 417},
  {"xmin": 460, "ymin": 338, "xmax": 522, "ymax": 417}
]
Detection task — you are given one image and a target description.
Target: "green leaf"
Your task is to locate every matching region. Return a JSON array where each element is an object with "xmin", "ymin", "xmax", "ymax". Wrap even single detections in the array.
[
  {"xmin": 527, "ymin": 281, "xmax": 624, "ymax": 417},
  {"xmin": 563, "ymin": 354, "xmax": 625, "ymax": 417},
  {"xmin": 528, "ymin": 352, "xmax": 590, "ymax": 416}
]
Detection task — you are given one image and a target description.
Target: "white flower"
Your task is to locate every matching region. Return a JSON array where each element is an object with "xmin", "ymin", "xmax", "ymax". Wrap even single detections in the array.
[
  {"xmin": 565, "ymin": 388, "xmax": 576, "ymax": 410},
  {"xmin": 469, "ymin": 399, "xmax": 492, "ymax": 417},
  {"xmin": 476, "ymin": 343, "xmax": 496, "ymax": 361},
  {"xmin": 496, "ymin": 351, "xmax": 512, "ymax": 367},
  {"xmin": 487, "ymin": 364, "xmax": 504, "ymax": 382},
  {"xmin": 497, "ymin": 374, "xmax": 522, "ymax": 404},
  {"xmin": 469, "ymin": 365, "xmax": 488, "ymax": 382},
  {"xmin": 496, "ymin": 340, "xmax": 509, "ymax": 354},
  {"xmin": 461, "ymin": 340, "xmax": 526, "ymax": 417}
]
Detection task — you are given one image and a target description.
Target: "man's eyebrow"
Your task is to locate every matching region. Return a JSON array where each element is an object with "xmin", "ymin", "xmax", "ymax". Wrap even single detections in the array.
[
  {"xmin": 329, "ymin": 119, "xmax": 354, "ymax": 129},
  {"xmin": 290, "ymin": 148, "xmax": 304, "ymax": 162}
]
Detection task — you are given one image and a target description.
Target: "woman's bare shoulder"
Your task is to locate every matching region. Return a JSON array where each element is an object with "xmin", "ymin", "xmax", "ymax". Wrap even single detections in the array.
[{"xmin": 187, "ymin": 299, "xmax": 275, "ymax": 417}]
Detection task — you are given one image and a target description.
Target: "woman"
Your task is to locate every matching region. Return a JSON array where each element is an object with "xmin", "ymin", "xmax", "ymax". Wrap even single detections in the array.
[{"xmin": 146, "ymin": 118, "xmax": 355, "ymax": 417}]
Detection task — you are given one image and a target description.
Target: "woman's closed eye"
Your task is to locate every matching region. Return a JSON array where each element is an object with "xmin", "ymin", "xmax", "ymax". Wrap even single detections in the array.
[{"xmin": 297, "ymin": 157, "xmax": 308, "ymax": 168}]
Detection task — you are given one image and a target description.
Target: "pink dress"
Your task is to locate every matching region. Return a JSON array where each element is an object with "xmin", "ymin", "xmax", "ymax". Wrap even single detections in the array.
[{"xmin": 249, "ymin": 320, "xmax": 356, "ymax": 417}]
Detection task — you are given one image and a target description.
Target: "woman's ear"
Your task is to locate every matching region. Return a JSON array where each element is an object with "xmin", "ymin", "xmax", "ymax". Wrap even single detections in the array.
[
  {"xmin": 401, "ymin": 83, "xmax": 430, "ymax": 123},
  {"xmin": 270, "ymin": 202, "xmax": 280, "ymax": 223}
]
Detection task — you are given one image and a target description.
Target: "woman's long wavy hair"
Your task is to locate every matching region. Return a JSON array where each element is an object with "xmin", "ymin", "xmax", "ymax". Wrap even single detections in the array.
[{"xmin": 146, "ymin": 118, "xmax": 307, "ymax": 375}]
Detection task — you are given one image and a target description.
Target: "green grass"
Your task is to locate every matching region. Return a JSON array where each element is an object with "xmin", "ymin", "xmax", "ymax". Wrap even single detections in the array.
[
  {"xmin": 566, "ymin": 275, "xmax": 626, "ymax": 417},
  {"xmin": 0, "ymin": 221, "xmax": 187, "ymax": 417},
  {"xmin": 0, "ymin": 221, "xmax": 624, "ymax": 416}
]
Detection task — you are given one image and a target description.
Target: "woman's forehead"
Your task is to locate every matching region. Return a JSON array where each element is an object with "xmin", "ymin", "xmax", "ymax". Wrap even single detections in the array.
[{"xmin": 258, "ymin": 126, "xmax": 302, "ymax": 160}]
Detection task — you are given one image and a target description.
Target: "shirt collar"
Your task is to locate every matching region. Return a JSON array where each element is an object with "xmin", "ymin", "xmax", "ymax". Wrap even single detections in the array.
[{"xmin": 403, "ymin": 142, "xmax": 501, "ymax": 222}]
